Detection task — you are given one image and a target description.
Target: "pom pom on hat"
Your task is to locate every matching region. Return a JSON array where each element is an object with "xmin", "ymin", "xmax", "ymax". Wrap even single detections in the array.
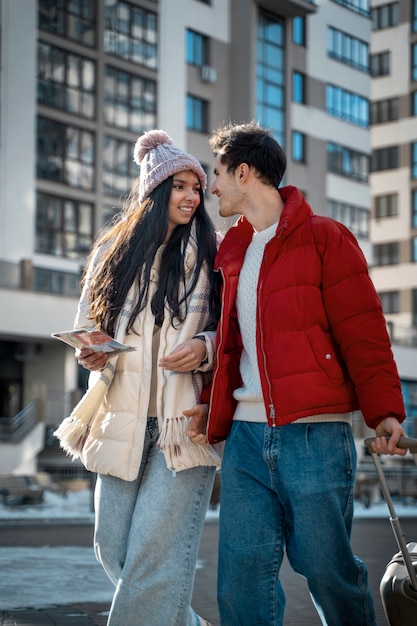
[{"xmin": 134, "ymin": 129, "xmax": 207, "ymax": 203}]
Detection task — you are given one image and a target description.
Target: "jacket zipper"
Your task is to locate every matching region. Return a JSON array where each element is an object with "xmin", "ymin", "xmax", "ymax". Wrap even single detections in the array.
[
  {"xmin": 206, "ymin": 267, "xmax": 226, "ymax": 434},
  {"xmin": 257, "ymin": 250, "xmax": 276, "ymax": 427}
]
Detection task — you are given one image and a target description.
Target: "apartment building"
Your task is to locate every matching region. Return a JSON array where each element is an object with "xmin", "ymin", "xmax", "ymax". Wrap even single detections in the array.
[
  {"xmin": 370, "ymin": 0, "xmax": 417, "ymax": 435},
  {"xmin": 0, "ymin": 0, "xmax": 414, "ymax": 477}
]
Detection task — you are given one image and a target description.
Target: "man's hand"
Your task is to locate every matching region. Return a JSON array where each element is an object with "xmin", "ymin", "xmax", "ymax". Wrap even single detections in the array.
[
  {"xmin": 184, "ymin": 404, "xmax": 209, "ymax": 445},
  {"xmin": 372, "ymin": 417, "xmax": 408, "ymax": 456},
  {"xmin": 75, "ymin": 348, "xmax": 109, "ymax": 371},
  {"xmin": 159, "ymin": 338, "xmax": 206, "ymax": 372}
]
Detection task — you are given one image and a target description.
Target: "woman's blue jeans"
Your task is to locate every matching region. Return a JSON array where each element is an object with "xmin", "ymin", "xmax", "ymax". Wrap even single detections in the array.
[
  {"xmin": 94, "ymin": 417, "xmax": 215, "ymax": 626},
  {"xmin": 218, "ymin": 421, "xmax": 376, "ymax": 626}
]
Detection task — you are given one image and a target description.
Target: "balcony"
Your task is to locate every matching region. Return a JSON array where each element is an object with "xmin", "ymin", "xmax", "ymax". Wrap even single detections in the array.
[{"xmin": 0, "ymin": 259, "xmax": 80, "ymax": 297}]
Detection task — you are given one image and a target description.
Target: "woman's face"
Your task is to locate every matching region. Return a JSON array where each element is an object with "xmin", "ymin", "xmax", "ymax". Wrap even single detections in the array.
[{"xmin": 166, "ymin": 170, "xmax": 201, "ymax": 240}]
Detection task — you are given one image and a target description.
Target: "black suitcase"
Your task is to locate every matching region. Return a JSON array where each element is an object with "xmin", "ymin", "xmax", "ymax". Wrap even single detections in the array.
[{"xmin": 364, "ymin": 437, "xmax": 417, "ymax": 626}]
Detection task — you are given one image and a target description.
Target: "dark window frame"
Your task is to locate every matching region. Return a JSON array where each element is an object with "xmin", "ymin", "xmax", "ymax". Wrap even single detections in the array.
[
  {"xmin": 104, "ymin": 0, "xmax": 157, "ymax": 70},
  {"xmin": 186, "ymin": 94, "xmax": 209, "ymax": 133},
  {"xmin": 373, "ymin": 241, "xmax": 399, "ymax": 266},
  {"xmin": 37, "ymin": 116, "xmax": 95, "ymax": 190},
  {"xmin": 104, "ymin": 66, "xmax": 157, "ymax": 133},
  {"xmin": 38, "ymin": 0, "xmax": 97, "ymax": 46},
  {"xmin": 35, "ymin": 191, "xmax": 94, "ymax": 259},
  {"xmin": 186, "ymin": 29, "xmax": 209, "ymax": 67},
  {"xmin": 37, "ymin": 41, "xmax": 96, "ymax": 118}
]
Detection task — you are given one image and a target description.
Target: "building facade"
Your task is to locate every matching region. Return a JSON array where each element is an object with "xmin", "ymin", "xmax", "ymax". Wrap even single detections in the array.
[
  {"xmin": 370, "ymin": 0, "xmax": 417, "ymax": 433},
  {"xmin": 0, "ymin": 0, "xmax": 415, "ymax": 477}
]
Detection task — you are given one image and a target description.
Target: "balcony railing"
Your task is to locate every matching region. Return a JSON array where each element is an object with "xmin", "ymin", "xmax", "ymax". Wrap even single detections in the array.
[
  {"xmin": 0, "ymin": 259, "xmax": 81, "ymax": 297},
  {"xmin": 0, "ymin": 401, "xmax": 39, "ymax": 442},
  {"xmin": 387, "ymin": 323, "xmax": 417, "ymax": 348}
]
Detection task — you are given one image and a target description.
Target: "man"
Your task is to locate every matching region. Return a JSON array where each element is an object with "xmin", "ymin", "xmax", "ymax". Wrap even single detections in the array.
[{"xmin": 205, "ymin": 121, "xmax": 407, "ymax": 626}]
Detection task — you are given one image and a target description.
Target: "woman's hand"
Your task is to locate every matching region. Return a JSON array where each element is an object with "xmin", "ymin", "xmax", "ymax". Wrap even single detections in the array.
[
  {"xmin": 184, "ymin": 404, "xmax": 209, "ymax": 445},
  {"xmin": 372, "ymin": 417, "xmax": 408, "ymax": 456},
  {"xmin": 159, "ymin": 338, "xmax": 206, "ymax": 372},
  {"xmin": 75, "ymin": 348, "xmax": 109, "ymax": 371}
]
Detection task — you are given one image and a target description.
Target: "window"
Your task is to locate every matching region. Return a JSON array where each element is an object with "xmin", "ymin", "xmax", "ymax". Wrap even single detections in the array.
[
  {"xmin": 330, "ymin": 0, "xmax": 370, "ymax": 17},
  {"xmin": 292, "ymin": 71, "xmax": 306, "ymax": 104},
  {"xmin": 292, "ymin": 131, "xmax": 306, "ymax": 163},
  {"xmin": 37, "ymin": 117, "xmax": 94, "ymax": 190},
  {"xmin": 412, "ymin": 143, "xmax": 417, "ymax": 178},
  {"xmin": 104, "ymin": 1, "xmax": 157, "ymax": 69},
  {"xmin": 292, "ymin": 16, "xmax": 306, "ymax": 46},
  {"xmin": 402, "ymin": 381, "xmax": 417, "ymax": 438},
  {"xmin": 412, "ymin": 190, "xmax": 417, "ymax": 227},
  {"xmin": 104, "ymin": 67, "xmax": 156, "ymax": 132},
  {"xmin": 413, "ymin": 237, "xmax": 417, "ymax": 262},
  {"xmin": 327, "ymin": 27, "xmax": 369, "ymax": 72},
  {"xmin": 413, "ymin": 290, "xmax": 417, "ymax": 326},
  {"xmin": 375, "ymin": 194, "xmax": 398, "ymax": 219},
  {"xmin": 38, "ymin": 0, "xmax": 96, "ymax": 46},
  {"xmin": 371, "ymin": 146, "xmax": 398, "ymax": 172},
  {"xmin": 373, "ymin": 242, "xmax": 399, "ymax": 265},
  {"xmin": 414, "ymin": 0, "xmax": 417, "ymax": 32},
  {"xmin": 370, "ymin": 98, "xmax": 399, "ymax": 124},
  {"xmin": 33, "ymin": 267, "xmax": 81, "ymax": 296},
  {"xmin": 412, "ymin": 92, "xmax": 417, "ymax": 116},
  {"xmin": 37, "ymin": 43, "xmax": 95, "ymax": 118},
  {"xmin": 413, "ymin": 44, "xmax": 417, "ymax": 81},
  {"xmin": 379, "ymin": 291, "xmax": 399, "ymax": 314},
  {"xmin": 103, "ymin": 136, "xmax": 138, "ymax": 198},
  {"xmin": 257, "ymin": 12, "xmax": 285, "ymax": 147},
  {"xmin": 186, "ymin": 95, "xmax": 208, "ymax": 132},
  {"xmin": 326, "ymin": 84, "xmax": 369, "ymax": 128},
  {"xmin": 327, "ymin": 142, "xmax": 369, "ymax": 183},
  {"xmin": 371, "ymin": 51, "xmax": 390, "ymax": 77},
  {"xmin": 371, "ymin": 2, "xmax": 399, "ymax": 30},
  {"xmin": 187, "ymin": 29, "xmax": 209, "ymax": 67},
  {"xmin": 327, "ymin": 199, "xmax": 369, "ymax": 237},
  {"xmin": 36, "ymin": 192, "xmax": 94, "ymax": 259}
]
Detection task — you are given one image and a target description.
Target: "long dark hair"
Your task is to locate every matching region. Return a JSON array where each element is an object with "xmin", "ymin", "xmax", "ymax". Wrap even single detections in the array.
[{"xmin": 83, "ymin": 176, "xmax": 219, "ymax": 335}]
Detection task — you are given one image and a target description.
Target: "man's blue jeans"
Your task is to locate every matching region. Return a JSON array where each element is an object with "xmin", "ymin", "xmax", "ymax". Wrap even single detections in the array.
[{"xmin": 218, "ymin": 421, "xmax": 376, "ymax": 626}]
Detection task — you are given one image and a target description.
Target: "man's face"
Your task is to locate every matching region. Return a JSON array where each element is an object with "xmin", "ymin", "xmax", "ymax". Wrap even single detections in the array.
[{"xmin": 210, "ymin": 153, "xmax": 244, "ymax": 218}]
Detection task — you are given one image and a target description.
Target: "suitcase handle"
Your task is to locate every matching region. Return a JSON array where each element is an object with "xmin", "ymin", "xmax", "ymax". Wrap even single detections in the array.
[
  {"xmin": 364, "ymin": 436, "xmax": 417, "ymax": 454},
  {"xmin": 363, "ymin": 436, "xmax": 417, "ymax": 591}
]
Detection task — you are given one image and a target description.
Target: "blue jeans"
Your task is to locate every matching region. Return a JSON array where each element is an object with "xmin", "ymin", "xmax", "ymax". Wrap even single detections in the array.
[
  {"xmin": 94, "ymin": 417, "xmax": 215, "ymax": 626},
  {"xmin": 218, "ymin": 421, "xmax": 376, "ymax": 626}
]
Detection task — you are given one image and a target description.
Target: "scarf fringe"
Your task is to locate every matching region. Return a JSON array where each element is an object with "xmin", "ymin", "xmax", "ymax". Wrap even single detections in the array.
[
  {"xmin": 53, "ymin": 417, "xmax": 90, "ymax": 460},
  {"xmin": 53, "ymin": 375, "xmax": 111, "ymax": 460},
  {"xmin": 158, "ymin": 415, "xmax": 221, "ymax": 472}
]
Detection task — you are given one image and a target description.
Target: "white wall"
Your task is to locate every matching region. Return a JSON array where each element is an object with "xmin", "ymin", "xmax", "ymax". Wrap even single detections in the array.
[
  {"xmin": 0, "ymin": 0, "xmax": 37, "ymax": 261},
  {"xmin": 157, "ymin": 0, "xmax": 230, "ymax": 143}
]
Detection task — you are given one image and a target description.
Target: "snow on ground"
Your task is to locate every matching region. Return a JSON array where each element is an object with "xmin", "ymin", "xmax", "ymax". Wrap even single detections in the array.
[
  {"xmin": 0, "ymin": 488, "xmax": 95, "ymax": 521},
  {"xmin": 0, "ymin": 488, "xmax": 416, "ymax": 522},
  {"xmin": 0, "ymin": 489, "xmax": 416, "ymax": 610}
]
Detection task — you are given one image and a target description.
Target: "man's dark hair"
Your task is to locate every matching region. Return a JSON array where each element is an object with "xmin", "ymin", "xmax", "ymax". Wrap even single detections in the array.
[{"xmin": 209, "ymin": 121, "xmax": 287, "ymax": 188}]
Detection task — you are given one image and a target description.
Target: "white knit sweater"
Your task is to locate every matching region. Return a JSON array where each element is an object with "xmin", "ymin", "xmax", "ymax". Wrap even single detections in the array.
[{"xmin": 233, "ymin": 222, "xmax": 277, "ymax": 423}]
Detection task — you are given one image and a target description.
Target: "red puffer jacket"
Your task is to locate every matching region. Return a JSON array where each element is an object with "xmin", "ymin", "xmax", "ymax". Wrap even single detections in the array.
[{"xmin": 206, "ymin": 186, "xmax": 405, "ymax": 444}]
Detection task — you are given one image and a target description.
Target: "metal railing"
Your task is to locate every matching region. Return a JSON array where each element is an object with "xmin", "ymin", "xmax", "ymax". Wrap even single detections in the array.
[
  {"xmin": 0, "ymin": 259, "xmax": 81, "ymax": 297},
  {"xmin": 0, "ymin": 401, "xmax": 39, "ymax": 442}
]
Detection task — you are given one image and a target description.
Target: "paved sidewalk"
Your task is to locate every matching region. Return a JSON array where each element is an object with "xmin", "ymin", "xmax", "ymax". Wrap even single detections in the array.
[{"xmin": 1, "ymin": 516, "xmax": 416, "ymax": 625}]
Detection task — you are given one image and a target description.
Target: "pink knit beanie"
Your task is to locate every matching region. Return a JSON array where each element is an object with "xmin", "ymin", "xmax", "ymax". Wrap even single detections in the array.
[{"xmin": 133, "ymin": 129, "xmax": 207, "ymax": 203}]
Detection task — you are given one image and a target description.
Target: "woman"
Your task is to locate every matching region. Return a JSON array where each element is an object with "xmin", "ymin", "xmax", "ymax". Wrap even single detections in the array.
[{"xmin": 55, "ymin": 130, "xmax": 220, "ymax": 626}]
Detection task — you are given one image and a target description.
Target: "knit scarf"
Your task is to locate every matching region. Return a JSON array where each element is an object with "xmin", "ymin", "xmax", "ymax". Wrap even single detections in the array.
[
  {"xmin": 53, "ymin": 287, "xmax": 135, "ymax": 459},
  {"xmin": 54, "ymin": 238, "xmax": 221, "ymax": 474}
]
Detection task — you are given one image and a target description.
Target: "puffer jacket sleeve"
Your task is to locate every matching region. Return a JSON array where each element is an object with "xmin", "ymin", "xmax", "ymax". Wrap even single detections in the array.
[{"xmin": 315, "ymin": 218, "xmax": 405, "ymax": 428}]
